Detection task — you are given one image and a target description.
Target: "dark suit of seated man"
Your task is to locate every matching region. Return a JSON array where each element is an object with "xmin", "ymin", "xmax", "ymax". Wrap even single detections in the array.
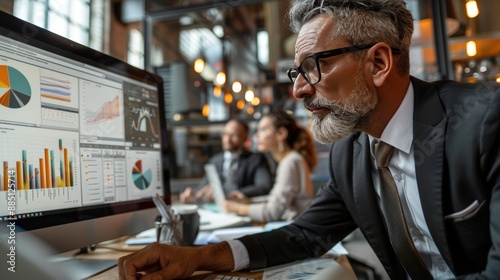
[
  {"xmin": 118, "ymin": 1, "xmax": 500, "ymax": 279},
  {"xmin": 180, "ymin": 119, "xmax": 273, "ymax": 203}
]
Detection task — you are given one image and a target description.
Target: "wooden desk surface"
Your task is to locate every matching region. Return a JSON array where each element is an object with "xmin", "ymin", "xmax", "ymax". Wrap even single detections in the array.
[
  {"xmin": 91, "ymin": 267, "xmax": 263, "ymax": 280},
  {"xmin": 70, "ymin": 236, "xmax": 353, "ymax": 280},
  {"xmin": 89, "ymin": 255, "xmax": 352, "ymax": 280}
]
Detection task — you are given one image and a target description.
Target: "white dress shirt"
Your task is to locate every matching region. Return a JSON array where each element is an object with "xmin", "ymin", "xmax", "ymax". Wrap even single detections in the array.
[
  {"xmin": 369, "ymin": 83, "xmax": 454, "ymax": 279},
  {"xmin": 228, "ymin": 83, "xmax": 454, "ymax": 279},
  {"xmin": 223, "ymin": 151, "xmax": 239, "ymax": 178}
]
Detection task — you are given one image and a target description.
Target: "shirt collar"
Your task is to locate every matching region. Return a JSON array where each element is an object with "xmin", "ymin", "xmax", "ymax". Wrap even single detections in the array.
[
  {"xmin": 369, "ymin": 82, "xmax": 414, "ymax": 154},
  {"xmin": 224, "ymin": 150, "xmax": 240, "ymax": 160}
]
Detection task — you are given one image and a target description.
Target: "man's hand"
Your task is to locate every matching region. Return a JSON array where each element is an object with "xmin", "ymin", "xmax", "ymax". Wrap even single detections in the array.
[
  {"xmin": 180, "ymin": 186, "xmax": 214, "ymax": 204},
  {"xmin": 179, "ymin": 187, "xmax": 197, "ymax": 203},
  {"xmin": 196, "ymin": 186, "xmax": 214, "ymax": 202},
  {"xmin": 226, "ymin": 191, "xmax": 250, "ymax": 203},
  {"xmin": 118, "ymin": 242, "xmax": 234, "ymax": 280},
  {"xmin": 223, "ymin": 200, "xmax": 250, "ymax": 216}
]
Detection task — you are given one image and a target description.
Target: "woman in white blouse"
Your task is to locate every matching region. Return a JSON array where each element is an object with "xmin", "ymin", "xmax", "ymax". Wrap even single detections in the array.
[{"xmin": 223, "ymin": 109, "xmax": 317, "ymax": 222}]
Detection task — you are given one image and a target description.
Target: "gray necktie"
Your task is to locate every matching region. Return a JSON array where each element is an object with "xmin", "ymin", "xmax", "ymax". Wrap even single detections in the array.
[
  {"xmin": 223, "ymin": 158, "xmax": 237, "ymax": 193},
  {"xmin": 374, "ymin": 141, "xmax": 433, "ymax": 280}
]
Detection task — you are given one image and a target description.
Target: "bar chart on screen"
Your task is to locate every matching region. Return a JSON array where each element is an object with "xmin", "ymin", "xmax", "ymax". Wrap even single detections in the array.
[{"xmin": 0, "ymin": 124, "xmax": 81, "ymax": 216}]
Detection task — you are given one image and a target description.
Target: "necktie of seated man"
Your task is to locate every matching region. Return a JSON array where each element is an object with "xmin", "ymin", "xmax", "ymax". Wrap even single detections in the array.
[
  {"xmin": 223, "ymin": 158, "xmax": 237, "ymax": 193},
  {"xmin": 374, "ymin": 141, "xmax": 433, "ymax": 280}
]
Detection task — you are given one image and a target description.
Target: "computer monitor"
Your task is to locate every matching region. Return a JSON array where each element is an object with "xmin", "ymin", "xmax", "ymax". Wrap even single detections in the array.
[{"xmin": 0, "ymin": 10, "xmax": 170, "ymax": 278}]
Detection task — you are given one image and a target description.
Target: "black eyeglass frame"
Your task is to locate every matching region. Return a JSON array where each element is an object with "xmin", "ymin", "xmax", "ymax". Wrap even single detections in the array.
[{"xmin": 287, "ymin": 43, "xmax": 380, "ymax": 85}]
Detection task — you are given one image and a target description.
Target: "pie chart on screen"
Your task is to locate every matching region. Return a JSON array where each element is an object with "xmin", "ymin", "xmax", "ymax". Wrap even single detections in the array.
[
  {"xmin": 132, "ymin": 159, "xmax": 152, "ymax": 190},
  {"xmin": 0, "ymin": 65, "xmax": 32, "ymax": 108}
]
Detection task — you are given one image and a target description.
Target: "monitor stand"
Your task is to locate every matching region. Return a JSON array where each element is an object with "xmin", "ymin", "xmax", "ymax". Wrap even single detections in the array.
[
  {"xmin": 50, "ymin": 257, "xmax": 117, "ymax": 279},
  {"xmin": 49, "ymin": 247, "xmax": 117, "ymax": 279},
  {"xmin": 3, "ymin": 236, "xmax": 118, "ymax": 280}
]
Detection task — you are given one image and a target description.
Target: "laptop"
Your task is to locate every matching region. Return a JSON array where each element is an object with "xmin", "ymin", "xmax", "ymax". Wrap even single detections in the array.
[
  {"xmin": 195, "ymin": 164, "xmax": 252, "ymax": 232},
  {"xmin": 203, "ymin": 163, "xmax": 228, "ymax": 212}
]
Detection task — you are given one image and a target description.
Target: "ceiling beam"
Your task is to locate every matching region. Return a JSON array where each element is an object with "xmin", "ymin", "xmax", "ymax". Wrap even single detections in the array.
[{"xmin": 146, "ymin": 0, "xmax": 277, "ymax": 22}]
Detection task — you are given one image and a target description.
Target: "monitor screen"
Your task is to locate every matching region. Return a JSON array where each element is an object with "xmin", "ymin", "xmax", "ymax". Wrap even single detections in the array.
[{"xmin": 0, "ymin": 10, "xmax": 170, "ymax": 263}]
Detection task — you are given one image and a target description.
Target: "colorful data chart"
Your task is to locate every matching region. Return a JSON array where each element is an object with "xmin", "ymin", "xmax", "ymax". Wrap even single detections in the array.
[
  {"xmin": 1, "ymin": 139, "xmax": 74, "ymax": 191},
  {"xmin": 131, "ymin": 160, "xmax": 152, "ymax": 190},
  {"xmin": 0, "ymin": 65, "xmax": 32, "ymax": 108},
  {"xmin": 130, "ymin": 107, "xmax": 159, "ymax": 138},
  {"xmin": 85, "ymin": 96, "xmax": 121, "ymax": 124},
  {"xmin": 40, "ymin": 75, "xmax": 72, "ymax": 102}
]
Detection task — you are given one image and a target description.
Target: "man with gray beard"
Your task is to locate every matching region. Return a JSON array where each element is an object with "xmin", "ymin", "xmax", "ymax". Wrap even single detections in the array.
[
  {"xmin": 305, "ymin": 67, "xmax": 378, "ymax": 143},
  {"xmin": 119, "ymin": 1, "xmax": 500, "ymax": 279}
]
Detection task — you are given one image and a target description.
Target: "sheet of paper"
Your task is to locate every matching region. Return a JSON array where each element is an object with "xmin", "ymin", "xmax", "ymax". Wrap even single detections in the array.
[
  {"xmin": 327, "ymin": 242, "xmax": 349, "ymax": 256},
  {"xmin": 208, "ymin": 226, "xmax": 264, "ymax": 243},
  {"xmin": 263, "ymin": 221, "xmax": 291, "ymax": 231},
  {"xmin": 198, "ymin": 208, "xmax": 251, "ymax": 231},
  {"xmin": 124, "ymin": 237, "xmax": 155, "ymax": 246},
  {"xmin": 262, "ymin": 258, "xmax": 338, "ymax": 280}
]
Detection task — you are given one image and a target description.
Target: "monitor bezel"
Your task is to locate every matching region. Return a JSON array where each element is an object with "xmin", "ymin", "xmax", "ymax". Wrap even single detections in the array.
[{"xmin": 0, "ymin": 10, "xmax": 171, "ymax": 245}]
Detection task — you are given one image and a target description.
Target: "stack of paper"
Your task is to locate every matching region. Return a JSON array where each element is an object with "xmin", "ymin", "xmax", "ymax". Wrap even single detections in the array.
[
  {"xmin": 198, "ymin": 208, "xmax": 251, "ymax": 231},
  {"xmin": 262, "ymin": 257, "xmax": 356, "ymax": 280}
]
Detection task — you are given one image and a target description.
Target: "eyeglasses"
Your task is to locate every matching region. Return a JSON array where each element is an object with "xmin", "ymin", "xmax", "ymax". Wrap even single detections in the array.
[{"xmin": 287, "ymin": 44, "xmax": 375, "ymax": 85}]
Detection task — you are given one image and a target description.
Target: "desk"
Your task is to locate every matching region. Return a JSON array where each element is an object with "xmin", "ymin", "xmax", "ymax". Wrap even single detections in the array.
[
  {"xmin": 91, "ymin": 267, "xmax": 263, "ymax": 280},
  {"xmin": 69, "ymin": 236, "xmax": 353, "ymax": 280},
  {"xmin": 89, "ymin": 255, "xmax": 353, "ymax": 280}
]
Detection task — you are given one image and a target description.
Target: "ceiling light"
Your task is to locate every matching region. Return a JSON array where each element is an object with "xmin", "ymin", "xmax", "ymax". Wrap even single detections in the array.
[
  {"xmin": 232, "ymin": 81, "xmax": 242, "ymax": 93},
  {"xmin": 194, "ymin": 58, "xmax": 205, "ymax": 73},
  {"xmin": 224, "ymin": 93, "xmax": 233, "ymax": 104},
  {"xmin": 213, "ymin": 86, "xmax": 222, "ymax": 98},
  {"xmin": 245, "ymin": 89, "xmax": 254, "ymax": 102},
  {"xmin": 179, "ymin": 16, "xmax": 194, "ymax": 26},
  {"xmin": 466, "ymin": 41, "xmax": 477, "ymax": 57},
  {"xmin": 236, "ymin": 100, "xmax": 245, "ymax": 110},
  {"xmin": 251, "ymin": 97, "xmax": 260, "ymax": 106},
  {"xmin": 212, "ymin": 25, "xmax": 224, "ymax": 38},
  {"xmin": 202, "ymin": 104, "xmax": 209, "ymax": 117},
  {"xmin": 466, "ymin": 0, "xmax": 479, "ymax": 18},
  {"xmin": 216, "ymin": 72, "xmax": 226, "ymax": 85}
]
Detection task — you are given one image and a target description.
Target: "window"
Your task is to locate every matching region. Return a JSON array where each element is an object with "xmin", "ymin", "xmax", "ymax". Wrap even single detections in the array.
[
  {"xmin": 14, "ymin": 0, "xmax": 103, "ymax": 51},
  {"xmin": 257, "ymin": 29, "xmax": 269, "ymax": 66},
  {"xmin": 179, "ymin": 28, "xmax": 221, "ymax": 81},
  {"xmin": 127, "ymin": 29, "xmax": 144, "ymax": 69}
]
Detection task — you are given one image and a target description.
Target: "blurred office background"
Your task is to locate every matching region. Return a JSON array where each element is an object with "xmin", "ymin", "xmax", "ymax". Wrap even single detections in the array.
[
  {"xmin": 2, "ymin": 0, "xmax": 499, "ymax": 187},
  {"xmin": 2, "ymin": 1, "xmax": 500, "ymax": 279}
]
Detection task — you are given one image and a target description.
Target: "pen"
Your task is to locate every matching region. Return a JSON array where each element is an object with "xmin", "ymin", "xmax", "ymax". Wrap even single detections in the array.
[
  {"xmin": 152, "ymin": 193, "xmax": 173, "ymax": 223},
  {"xmin": 155, "ymin": 214, "xmax": 162, "ymax": 243},
  {"xmin": 152, "ymin": 194, "xmax": 184, "ymax": 245}
]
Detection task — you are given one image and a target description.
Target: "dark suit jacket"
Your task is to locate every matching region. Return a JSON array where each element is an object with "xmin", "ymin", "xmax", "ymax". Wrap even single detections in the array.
[
  {"xmin": 239, "ymin": 77, "xmax": 500, "ymax": 279},
  {"xmin": 197, "ymin": 150, "xmax": 273, "ymax": 197}
]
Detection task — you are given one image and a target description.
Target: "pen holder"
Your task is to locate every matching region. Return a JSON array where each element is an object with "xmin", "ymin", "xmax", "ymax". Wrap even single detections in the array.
[
  {"xmin": 156, "ymin": 217, "xmax": 184, "ymax": 246},
  {"xmin": 171, "ymin": 204, "xmax": 200, "ymax": 246}
]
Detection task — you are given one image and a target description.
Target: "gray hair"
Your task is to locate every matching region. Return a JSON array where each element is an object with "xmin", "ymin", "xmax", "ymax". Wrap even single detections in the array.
[{"xmin": 287, "ymin": 0, "xmax": 414, "ymax": 75}]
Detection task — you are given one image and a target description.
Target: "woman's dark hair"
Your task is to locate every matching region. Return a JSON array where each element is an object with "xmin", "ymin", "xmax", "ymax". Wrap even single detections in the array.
[{"xmin": 266, "ymin": 109, "xmax": 317, "ymax": 170}]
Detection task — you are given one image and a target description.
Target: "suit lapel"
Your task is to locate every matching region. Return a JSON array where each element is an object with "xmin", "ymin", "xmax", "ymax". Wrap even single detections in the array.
[
  {"xmin": 353, "ymin": 135, "xmax": 383, "ymax": 236},
  {"xmin": 411, "ymin": 77, "xmax": 454, "ymax": 271},
  {"xmin": 215, "ymin": 156, "xmax": 225, "ymax": 181}
]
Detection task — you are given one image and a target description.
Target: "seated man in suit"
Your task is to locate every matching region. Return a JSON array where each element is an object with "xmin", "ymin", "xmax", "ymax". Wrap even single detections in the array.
[
  {"xmin": 180, "ymin": 119, "xmax": 273, "ymax": 203},
  {"xmin": 119, "ymin": 1, "xmax": 500, "ymax": 279}
]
